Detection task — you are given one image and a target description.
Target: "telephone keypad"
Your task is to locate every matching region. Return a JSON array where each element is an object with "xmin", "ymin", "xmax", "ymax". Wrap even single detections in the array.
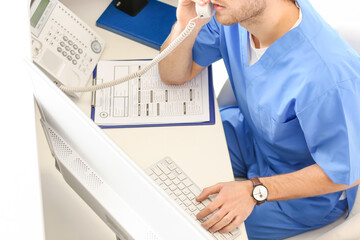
[{"xmin": 44, "ymin": 16, "xmax": 103, "ymax": 78}]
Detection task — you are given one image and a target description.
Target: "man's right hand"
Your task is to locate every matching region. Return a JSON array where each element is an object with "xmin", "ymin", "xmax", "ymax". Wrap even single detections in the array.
[{"xmin": 176, "ymin": 0, "xmax": 213, "ymax": 30}]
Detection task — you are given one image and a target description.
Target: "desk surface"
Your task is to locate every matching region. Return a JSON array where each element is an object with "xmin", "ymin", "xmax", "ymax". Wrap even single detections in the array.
[{"xmin": 35, "ymin": 0, "xmax": 247, "ymax": 239}]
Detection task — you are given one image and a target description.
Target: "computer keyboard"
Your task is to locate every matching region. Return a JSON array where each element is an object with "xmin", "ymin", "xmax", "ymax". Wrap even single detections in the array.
[{"xmin": 146, "ymin": 157, "xmax": 241, "ymax": 240}]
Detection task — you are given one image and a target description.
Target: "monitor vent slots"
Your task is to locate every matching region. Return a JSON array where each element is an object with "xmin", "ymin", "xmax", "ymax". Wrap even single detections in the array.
[{"xmin": 47, "ymin": 126, "xmax": 104, "ymax": 190}]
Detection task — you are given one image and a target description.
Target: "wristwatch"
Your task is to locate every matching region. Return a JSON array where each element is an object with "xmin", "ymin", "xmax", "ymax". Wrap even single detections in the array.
[{"xmin": 250, "ymin": 177, "xmax": 268, "ymax": 205}]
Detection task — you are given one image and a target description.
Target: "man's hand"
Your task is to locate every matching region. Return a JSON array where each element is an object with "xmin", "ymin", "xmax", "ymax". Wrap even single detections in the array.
[
  {"xmin": 176, "ymin": 0, "xmax": 213, "ymax": 29},
  {"xmin": 196, "ymin": 181, "xmax": 256, "ymax": 233}
]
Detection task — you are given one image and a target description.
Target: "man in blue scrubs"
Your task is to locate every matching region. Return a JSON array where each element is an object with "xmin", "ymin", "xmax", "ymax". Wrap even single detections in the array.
[{"xmin": 159, "ymin": 0, "xmax": 360, "ymax": 239}]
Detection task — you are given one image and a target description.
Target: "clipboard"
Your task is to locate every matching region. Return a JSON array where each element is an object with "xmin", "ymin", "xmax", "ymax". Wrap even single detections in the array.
[{"xmin": 90, "ymin": 60, "xmax": 215, "ymax": 128}]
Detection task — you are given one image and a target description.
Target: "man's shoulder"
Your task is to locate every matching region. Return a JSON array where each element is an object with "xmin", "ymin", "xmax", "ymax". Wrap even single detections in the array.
[{"xmin": 296, "ymin": 25, "xmax": 360, "ymax": 83}]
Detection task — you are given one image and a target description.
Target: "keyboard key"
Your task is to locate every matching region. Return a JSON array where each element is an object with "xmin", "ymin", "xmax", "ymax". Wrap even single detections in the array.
[
  {"xmin": 183, "ymin": 178, "xmax": 192, "ymax": 187},
  {"xmin": 197, "ymin": 203, "xmax": 205, "ymax": 210},
  {"xmin": 187, "ymin": 193, "xmax": 195, "ymax": 200},
  {"xmin": 179, "ymin": 194, "xmax": 187, "ymax": 201},
  {"xmin": 158, "ymin": 163, "xmax": 171, "ymax": 175},
  {"xmin": 178, "ymin": 183, "xmax": 185, "ymax": 190},
  {"xmin": 182, "ymin": 188, "xmax": 190, "ymax": 195},
  {"xmin": 173, "ymin": 178, "xmax": 180, "ymax": 185},
  {"xmin": 189, "ymin": 204, "xmax": 197, "ymax": 212},
  {"xmin": 178, "ymin": 173, "xmax": 186, "ymax": 181},
  {"xmin": 174, "ymin": 189, "xmax": 182, "ymax": 196},
  {"xmin": 164, "ymin": 179, "xmax": 172, "ymax": 186},
  {"xmin": 189, "ymin": 185, "xmax": 201, "ymax": 196},
  {"xmin": 168, "ymin": 173, "xmax": 176, "ymax": 180},
  {"xmin": 184, "ymin": 199, "xmax": 192, "ymax": 207},
  {"xmin": 168, "ymin": 163, "xmax": 176, "ymax": 170},
  {"xmin": 152, "ymin": 166, "xmax": 162, "ymax": 176},
  {"xmin": 222, "ymin": 232, "xmax": 233, "ymax": 239},
  {"xmin": 159, "ymin": 174, "xmax": 167, "ymax": 181},
  {"xmin": 214, "ymin": 232, "xmax": 226, "ymax": 240}
]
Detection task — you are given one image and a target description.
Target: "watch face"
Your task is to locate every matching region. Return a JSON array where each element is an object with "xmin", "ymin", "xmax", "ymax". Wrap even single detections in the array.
[{"xmin": 253, "ymin": 185, "xmax": 268, "ymax": 202}]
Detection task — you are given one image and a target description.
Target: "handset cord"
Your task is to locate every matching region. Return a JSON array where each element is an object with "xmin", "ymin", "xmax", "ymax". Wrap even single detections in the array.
[{"xmin": 59, "ymin": 16, "xmax": 200, "ymax": 93}]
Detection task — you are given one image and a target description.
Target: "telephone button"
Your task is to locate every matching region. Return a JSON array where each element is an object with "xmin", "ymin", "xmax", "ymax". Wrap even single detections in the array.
[
  {"xmin": 91, "ymin": 40, "xmax": 102, "ymax": 54},
  {"xmin": 65, "ymin": 46, "xmax": 70, "ymax": 51},
  {"xmin": 70, "ymin": 50, "xmax": 75, "ymax": 55},
  {"xmin": 67, "ymin": 55, "xmax": 72, "ymax": 61},
  {"xmin": 57, "ymin": 47, "xmax": 62, "ymax": 53},
  {"xmin": 62, "ymin": 51, "xmax": 67, "ymax": 57},
  {"xmin": 78, "ymin": 48, "xmax": 83, "ymax": 54},
  {"xmin": 68, "ymin": 40, "xmax": 73, "ymax": 46},
  {"xmin": 75, "ymin": 54, "xmax": 80, "ymax": 59},
  {"xmin": 72, "ymin": 60, "xmax": 77, "ymax": 65},
  {"xmin": 63, "ymin": 36, "xmax": 68, "ymax": 41},
  {"xmin": 60, "ymin": 42, "xmax": 65, "ymax": 47},
  {"xmin": 73, "ymin": 44, "xmax": 78, "ymax": 50}
]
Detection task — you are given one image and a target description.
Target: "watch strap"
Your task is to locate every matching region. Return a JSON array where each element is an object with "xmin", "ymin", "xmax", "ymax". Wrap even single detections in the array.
[{"xmin": 250, "ymin": 177, "xmax": 262, "ymax": 187}]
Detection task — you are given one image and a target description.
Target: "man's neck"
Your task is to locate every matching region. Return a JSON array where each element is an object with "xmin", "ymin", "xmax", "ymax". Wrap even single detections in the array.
[{"xmin": 241, "ymin": 1, "xmax": 299, "ymax": 49}]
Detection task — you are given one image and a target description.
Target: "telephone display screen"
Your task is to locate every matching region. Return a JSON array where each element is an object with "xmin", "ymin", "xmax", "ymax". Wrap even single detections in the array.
[{"xmin": 30, "ymin": 0, "xmax": 50, "ymax": 28}]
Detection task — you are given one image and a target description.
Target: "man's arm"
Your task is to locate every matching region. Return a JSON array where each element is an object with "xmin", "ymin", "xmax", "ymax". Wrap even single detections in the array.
[
  {"xmin": 196, "ymin": 163, "xmax": 360, "ymax": 233},
  {"xmin": 158, "ymin": 0, "xmax": 211, "ymax": 85}
]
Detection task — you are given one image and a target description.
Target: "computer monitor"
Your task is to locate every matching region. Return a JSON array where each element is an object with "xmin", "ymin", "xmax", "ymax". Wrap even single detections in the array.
[{"xmin": 26, "ymin": 60, "xmax": 211, "ymax": 240}]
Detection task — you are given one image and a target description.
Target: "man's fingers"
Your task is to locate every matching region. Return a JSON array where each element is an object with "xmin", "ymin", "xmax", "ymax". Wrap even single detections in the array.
[
  {"xmin": 219, "ymin": 216, "xmax": 243, "ymax": 233},
  {"xmin": 209, "ymin": 212, "xmax": 234, "ymax": 233},
  {"xmin": 196, "ymin": 183, "xmax": 223, "ymax": 202},
  {"xmin": 200, "ymin": 209, "xmax": 228, "ymax": 230},
  {"xmin": 196, "ymin": 196, "xmax": 222, "ymax": 220},
  {"xmin": 191, "ymin": 0, "xmax": 211, "ymax": 5}
]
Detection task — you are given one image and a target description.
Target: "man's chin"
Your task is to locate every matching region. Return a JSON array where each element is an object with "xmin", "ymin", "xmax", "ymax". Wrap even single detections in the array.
[{"xmin": 215, "ymin": 13, "xmax": 237, "ymax": 26}]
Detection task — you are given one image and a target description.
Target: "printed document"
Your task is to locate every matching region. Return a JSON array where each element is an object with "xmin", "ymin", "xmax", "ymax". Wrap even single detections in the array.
[{"xmin": 92, "ymin": 60, "xmax": 211, "ymax": 126}]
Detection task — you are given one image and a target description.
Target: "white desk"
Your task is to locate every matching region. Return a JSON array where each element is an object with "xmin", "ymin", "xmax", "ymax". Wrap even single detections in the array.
[{"xmin": 35, "ymin": 0, "xmax": 247, "ymax": 239}]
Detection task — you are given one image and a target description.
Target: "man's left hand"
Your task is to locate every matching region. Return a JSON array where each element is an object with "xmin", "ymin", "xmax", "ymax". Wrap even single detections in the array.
[{"xmin": 196, "ymin": 181, "xmax": 256, "ymax": 233}]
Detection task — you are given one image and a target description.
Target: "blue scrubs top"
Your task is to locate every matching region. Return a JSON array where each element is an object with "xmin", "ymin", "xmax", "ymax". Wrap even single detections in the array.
[{"xmin": 193, "ymin": 0, "xmax": 360, "ymax": 225}]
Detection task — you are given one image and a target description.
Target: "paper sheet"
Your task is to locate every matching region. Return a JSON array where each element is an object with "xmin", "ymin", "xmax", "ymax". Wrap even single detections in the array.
[{"xmin": 92, "ymin": 60, "xmax": 210, "ymax": 126}]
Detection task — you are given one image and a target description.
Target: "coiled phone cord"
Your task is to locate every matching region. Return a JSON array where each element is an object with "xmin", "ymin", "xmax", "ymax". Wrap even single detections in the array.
[{"xmin": 59, "ymin": 16, "xmax": 200, "ymax": 93}]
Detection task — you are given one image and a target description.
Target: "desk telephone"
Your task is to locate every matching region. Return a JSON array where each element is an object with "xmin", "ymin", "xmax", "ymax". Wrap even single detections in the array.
[
  {"xmin": 30, "ymin": 0, "xmax": 105, "ymax": 98},
  {"xmin": 30, "ymin": 0, "xmax": 212, "ymax": 97}
]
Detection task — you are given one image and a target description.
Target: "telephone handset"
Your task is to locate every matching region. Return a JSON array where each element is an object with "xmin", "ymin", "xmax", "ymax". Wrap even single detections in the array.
[
  {"xmin": 195, "ymin": 2, "xmax": 213, "ymax": 19},
  {"xmin": 30, "ymin": 0, "xmax": 105, "ymax": 98},
  {"xmin": 59, "ymin": 2, "xmax": 213, "ymax": 94}
]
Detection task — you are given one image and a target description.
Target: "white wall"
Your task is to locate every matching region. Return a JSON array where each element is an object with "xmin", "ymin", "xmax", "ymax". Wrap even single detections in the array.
[{"xmin": 0, "ymin": 1, "xmax": 44, "ymax": 240}]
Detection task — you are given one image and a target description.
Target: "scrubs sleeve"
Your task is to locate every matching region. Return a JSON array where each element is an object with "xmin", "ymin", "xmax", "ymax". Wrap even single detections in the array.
[
  {"xmin": 192, "ymin": 16, "xmax": 222, "ymax": 67},
  {"xmin": 297, "ymin": 80, "xmax": 360, "ymax": 186}
]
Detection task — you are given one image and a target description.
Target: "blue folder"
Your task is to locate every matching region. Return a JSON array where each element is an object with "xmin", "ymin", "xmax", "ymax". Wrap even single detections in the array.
[
  {"xmin": 96, "ymin": 0, "xmax": 177, "ymax": 50},
  {"xmin": 91, "ymin": 61, "xmax": 215, "ymax": 128}
]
